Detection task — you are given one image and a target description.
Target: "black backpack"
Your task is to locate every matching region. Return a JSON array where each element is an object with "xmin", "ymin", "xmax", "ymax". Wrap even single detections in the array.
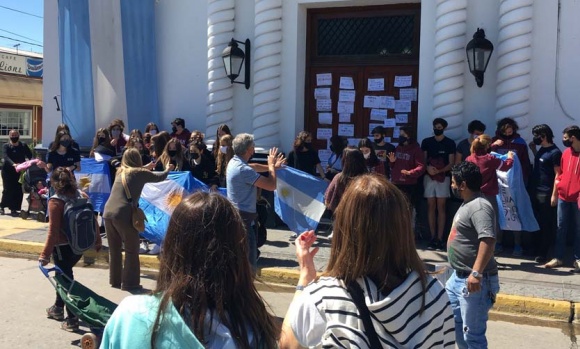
[{"xmin": 51, "ymin": 192, "xmax": 97, "ymax": 255}]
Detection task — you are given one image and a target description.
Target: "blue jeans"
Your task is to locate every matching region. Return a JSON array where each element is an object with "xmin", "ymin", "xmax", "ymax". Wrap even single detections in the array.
[
  {"xmin": 446, "ymin": 271, "xmax": 500, "ymax": 349},
  {"xmin": 554, "ymin": 199, "xmax": 580, "ymax": 260},
  {"xmin": 240, "ymin": 211, "xmax": 258, "ymax": 274}
]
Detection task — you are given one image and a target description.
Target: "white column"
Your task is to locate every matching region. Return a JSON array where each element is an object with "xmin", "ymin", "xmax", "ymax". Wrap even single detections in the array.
[
  {"xmin": 252, "ymin": 0, "xmax": 282, "ymax": 149},
  {"xmin": 432, "ymin": 0, "xmax": 467, "ymax": 140},
  {"xmin": 207, "ymin": 0, "xmax": 235, "ymax": 143},
  {"xmin": 496, "ymin": 0, "xmax": 533, "ymax": 132}
]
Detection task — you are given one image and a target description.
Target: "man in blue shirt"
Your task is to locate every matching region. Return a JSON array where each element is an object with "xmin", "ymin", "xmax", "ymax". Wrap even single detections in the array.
[{"xmin": 227, "ymin": 133, "xmax": 286, "ymax": 271}]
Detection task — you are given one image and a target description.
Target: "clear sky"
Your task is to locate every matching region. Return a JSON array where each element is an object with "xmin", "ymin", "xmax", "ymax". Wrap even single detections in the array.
[{"xmin": 0, "ymin": 0, "xmax": 43, "ymax": 54}]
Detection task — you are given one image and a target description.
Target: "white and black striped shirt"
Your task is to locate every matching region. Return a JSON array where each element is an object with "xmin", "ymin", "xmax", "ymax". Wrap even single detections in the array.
[{"xmin": 289, "ymin": 272, "xmax": 455, "ymax": 348}]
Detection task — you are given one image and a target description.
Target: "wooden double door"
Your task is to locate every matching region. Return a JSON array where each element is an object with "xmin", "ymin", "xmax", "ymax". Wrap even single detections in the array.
[{"xmin": 304, "ymin": 4, "xmax": 421, "ymax": 152}]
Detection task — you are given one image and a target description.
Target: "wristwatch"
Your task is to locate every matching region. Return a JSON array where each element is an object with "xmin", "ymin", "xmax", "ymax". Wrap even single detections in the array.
[{"xmin": 471, "ymin": 271, "xmax": 482, "ymax": 279}]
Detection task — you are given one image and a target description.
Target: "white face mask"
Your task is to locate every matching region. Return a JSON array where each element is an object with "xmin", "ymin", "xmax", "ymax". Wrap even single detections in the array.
[
  {"xmin": 149, "ymin": 129, "xmax": 157, "ymax": 136},
  {"xmin": 363, "ymin": 152, "xmax": 370, "ymax": 159},
  {"xmin": 220, "ymin": 146, "xmax": 228, "ymax": 154}
]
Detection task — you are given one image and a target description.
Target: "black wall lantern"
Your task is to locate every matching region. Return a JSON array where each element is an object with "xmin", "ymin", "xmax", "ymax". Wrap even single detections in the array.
[
  {"xmin": 222, "ymin": 38, "xmax": 251, "ymax": 89},
  {"xmin": 466, "ymin": 28, "xmax": 494, "ymax": 88}
]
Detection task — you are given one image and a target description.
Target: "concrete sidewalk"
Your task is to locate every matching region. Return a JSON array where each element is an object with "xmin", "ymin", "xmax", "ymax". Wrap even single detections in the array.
[{"xmin": 1, "ymin": 178, "xmax": 580, "ymax": 322}]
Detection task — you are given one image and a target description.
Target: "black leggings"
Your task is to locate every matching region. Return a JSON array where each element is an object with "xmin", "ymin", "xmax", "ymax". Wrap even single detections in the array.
[{"xmin": 52, "ymin": 245, "xmax": 82, "ymax": 318}]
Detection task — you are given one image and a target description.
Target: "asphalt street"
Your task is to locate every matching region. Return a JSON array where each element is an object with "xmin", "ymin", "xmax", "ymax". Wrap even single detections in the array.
[{"xmin": 0, "ymin": 256, "xmax": 577, "ymax": 348}]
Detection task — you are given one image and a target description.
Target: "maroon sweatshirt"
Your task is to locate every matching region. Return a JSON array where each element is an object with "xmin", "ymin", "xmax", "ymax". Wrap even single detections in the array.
[
  {"xmin": 491, "ymin": 132, "xmax": 531, "ymax": 184},
  {"xmin": 556, "ymin": 147, "xmax": 580, "ymax": 202},
  {"xmin": 389, "ymin": 142, "xmax": 425, "ymax": 185},
  {"xmin": 466, "ymin": 153, "xmax": 513, "ymax": 196}
]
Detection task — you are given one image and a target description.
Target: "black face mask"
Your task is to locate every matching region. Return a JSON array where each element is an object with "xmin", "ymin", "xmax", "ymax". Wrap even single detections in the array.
[
  {"xmin": 533, "ymin": 136, "xmax": 542, "ymax": 145},
  {"xmin": 304, "ymin": 142, "xmax": 313, "ymax": 150},
  {"xmin": 171, "ymin": 126, "xmax": 177, "ymax": 133},
  {"xmin": 374, "ymin": 137, "xmax": 384, "ymax": 144},
  {"xmin": 502, "ymin": 133, "xmax": 514, "ymax": 140},
  {"xmin": 10, "ymin": 137, "xmax": 19, "ymax": 143},
  {"xmin": 398, "ymin": 136, "xmax": 408, "ymax": 145},
  {"xmin": 60, "ymin": 140, "xmax": 71, "ymax": 148},
  {"xmin": 329, "ymin": 145, "xmax": 334, "ymax": 152},
  {"xmin": 98, "ymin": 137, "xmax": 106, "ymax": 144},
  {"xmin": 168, "ymin": 150, "xmax": 177, "ymax": 157},
  {"xmin": 191, "ymin": 152, "xmax": 200, "ymax": 160},
  {"xmin": 433, "ymin": 129, "xmax": 444, "ymax": 136},
  {"xmin": 563, "ymin": 139, "xmax": 573, "ymax": 148}
]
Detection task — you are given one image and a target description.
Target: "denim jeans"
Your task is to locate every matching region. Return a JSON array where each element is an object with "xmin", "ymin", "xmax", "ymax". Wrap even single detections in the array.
[
  {"xmin": 240, "ymin": 211, "xmax": 258, "ymax": 274},
  {"xmin": 554, "ymin": 199, "xmax": 580, "ymax": 260},
  {"xmin": 446, "ymin": 271, "xmax": 500, "ymax": 349}
]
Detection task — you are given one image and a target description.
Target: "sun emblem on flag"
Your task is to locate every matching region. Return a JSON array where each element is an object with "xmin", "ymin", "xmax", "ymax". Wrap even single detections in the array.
[
  {"xmin": 280, "ymin": 186, "xmax": 291, "ymax": 198},
  {"xmin": 166, "ymin": 189, "xmax": 184, "ymax": 209}
]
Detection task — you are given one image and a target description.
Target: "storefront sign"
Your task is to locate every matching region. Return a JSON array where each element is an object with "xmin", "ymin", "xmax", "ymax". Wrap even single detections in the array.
[{"xmin": 0, "ymin": 52, "xmax": 43, "ymax": 78}]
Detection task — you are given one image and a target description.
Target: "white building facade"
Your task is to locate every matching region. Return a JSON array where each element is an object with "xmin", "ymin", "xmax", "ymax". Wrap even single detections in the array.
[{"xmin": 43, "ymin": 0, "xmax": 580, "ymax": 155}]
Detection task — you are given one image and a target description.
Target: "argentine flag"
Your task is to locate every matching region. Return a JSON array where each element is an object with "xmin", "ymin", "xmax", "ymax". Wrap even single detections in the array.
[
  {"xmin": 138, "ymin": 172, "xmax": 225, "ymax": 244},
  {"xmin": 75, "ymin": 158, "xmax": 112, "ymax": 213},
  {"xmin": 494, "ymin": 152, "xmax": 539, "ymax": 232},
  {"xmin": 274, "ymin": 167, "xmax": 329, "ymax": 234}
]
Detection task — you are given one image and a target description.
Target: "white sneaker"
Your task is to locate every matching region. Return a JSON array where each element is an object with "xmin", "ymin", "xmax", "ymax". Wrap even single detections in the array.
[
  {"xmin": 139, "ymin": 242, "xmax": 149, "ymax": 254},
  {"xmin": 328, "ymin": 231, "xmax": 333, "ymax": 240},
  {"xmin": 147, "ymin": 244, "xmax": 161, "ymax": 255}
]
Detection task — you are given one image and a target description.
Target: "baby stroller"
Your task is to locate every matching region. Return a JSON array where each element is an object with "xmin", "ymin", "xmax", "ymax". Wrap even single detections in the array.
[
  {"xmin": 39, "ymin": 263, "xmax": 117, "ymax": 349},
  {"xmin": 21, "ymin": 163, "xmax": 48, "ymax": 222}
]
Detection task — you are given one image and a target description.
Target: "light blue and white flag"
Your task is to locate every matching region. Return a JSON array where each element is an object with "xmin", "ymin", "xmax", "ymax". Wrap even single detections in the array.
[
  {"xmin": 494, "ymin": 152, "xmax": 539, "ymax": 232},
  {"xmin": 138, "ymin": 172, "xmax": 225, "ymax": 244},
  {"xmin": 75, "ymin": 158, "xmax": 111, "ymax": 213},
  {"xmin": 274, "ymin": 167, "xmax": 329, "ymax": 234}
]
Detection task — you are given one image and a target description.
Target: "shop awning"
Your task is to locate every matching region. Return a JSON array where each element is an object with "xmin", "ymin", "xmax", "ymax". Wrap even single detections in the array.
[{"xmin": 0, "ymin": 73, "xmax": 42, "ymax": 106}]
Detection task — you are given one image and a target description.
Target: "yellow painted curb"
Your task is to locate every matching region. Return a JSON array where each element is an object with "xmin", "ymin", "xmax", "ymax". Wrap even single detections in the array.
[
  {"xmin": 0, "ymin": 239, "xmax": 576, "ymax": 322},
  {"xmin": 493, "ymin": 294, "xmax": 572, "ymax": 321}
]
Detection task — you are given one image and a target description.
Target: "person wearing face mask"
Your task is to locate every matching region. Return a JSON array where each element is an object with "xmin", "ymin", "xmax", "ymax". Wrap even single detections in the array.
[
  {"xmin": 144, "ymin": 122, "xmax": 159, "ymax": 136},
  {"xmin": 370, "ymin": 126, "xmax": 395, "ymax": 179},
  {"xmin": 108, "ymin": 119, "xmax": 128, "ymax": 156},
  {"xmin": 89, "ymin": 128, "xmax": 115, "ymax": 161},
  {"xmin": 43, "ymin": 131, "xmax": 81, "ymax": 174},
  {"xmin": 456, "ymin": 120, "xmax": 486, "ymax": 164},
  {"xmin": 212, "ymin": 124, "xmax": 232, "ymax": 160},
  {"xmin": 357, "ymin": 138, "xmax": 383, "ymax": 174},
  {"xmin": 47, "ymin": 124, "xmax": 81, "ymax": 153},
  {"xmin": 491, "ymin": 117, "xmax": 531, "ymax": 186},
  {"xmin": 126, "ymin": 138, "xmax": 151, "ymax": 165},
  {"xmin": 421, "ymin": 118, "xmax": 456, "ymax": 251},
  {"xmin": 325, "ymin": 135, "xmax": 347, "ymax": 180},
  {"xmin": 155, "ymin": 138, "xmax": 191, "ymax": 172},
  {"xmin": 287, "ymin": 131, "xmax": 326, "ymax": 179},
  {"xmin": 215, "ymin": 134, "xmax": 234, "ymax": 187},
  {"xmin": 447, "ymin": 161, "xmax": 499, "ymax": 349},
  {"xmin": 170, "ymin": 118, "xmax": 191, "ymax": 147},
  {"xmin": 526, "ymin": 125, "xmax": 561, "ymax": 264},
  {"xmin": 1, "ymin": 129, "xmax": 33, "ymax": 216},
  {"xmin": 388, "ymin": 127, "xmax": 425, "ymax": 214},
  {"xmin": 544, "ymin": 125, "xmax": 580, "ymax": 271},
  {"xmin": 188, "ymin": 142, "xmax": 219, "ymax": 188}
]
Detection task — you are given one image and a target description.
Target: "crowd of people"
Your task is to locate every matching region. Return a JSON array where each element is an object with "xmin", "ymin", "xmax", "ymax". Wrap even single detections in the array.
[{"xmin": 1, "ymin": 115, "xmax": 580, "ymax": 347}]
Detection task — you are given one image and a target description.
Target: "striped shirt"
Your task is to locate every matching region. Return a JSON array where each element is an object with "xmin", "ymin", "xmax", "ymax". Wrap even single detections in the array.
[{"xmin": 289, "ymin": 273, "xmax": 455, "ymax": 348}]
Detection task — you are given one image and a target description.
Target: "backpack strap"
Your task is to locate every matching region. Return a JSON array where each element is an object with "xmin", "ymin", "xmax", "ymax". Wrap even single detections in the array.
[{"xmin": 346, "ymin": 279, "xmax": 382, "ymax": 348}]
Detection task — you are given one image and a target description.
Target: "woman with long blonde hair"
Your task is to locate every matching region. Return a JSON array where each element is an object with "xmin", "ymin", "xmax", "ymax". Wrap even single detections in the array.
[{"xmin": 103, "ymin": 149, "xmax": 174, "ymax": 290}]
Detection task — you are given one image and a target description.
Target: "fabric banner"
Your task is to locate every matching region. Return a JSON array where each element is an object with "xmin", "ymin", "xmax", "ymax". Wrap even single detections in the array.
[
  {"xmin": 494, "ymin": 152, "xmax": 539, "ymax": 232},
  {"xmin": 120, "ymin": 0, "xmax": 160, "ymax": 129},
  {"xmin": 75, "ymin": 158, "xmax": 112, "ymax": 213},
  {"xmin": 274, "ymin": 167, "xmax": 329, "ymax": 234},
  {"xmin": 58, "ymin": 0, "xmax": 96, "ymax": 147},
  {"xmin": 139, "ymin": 172, "xmax": 225, "ymax": 244}
]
